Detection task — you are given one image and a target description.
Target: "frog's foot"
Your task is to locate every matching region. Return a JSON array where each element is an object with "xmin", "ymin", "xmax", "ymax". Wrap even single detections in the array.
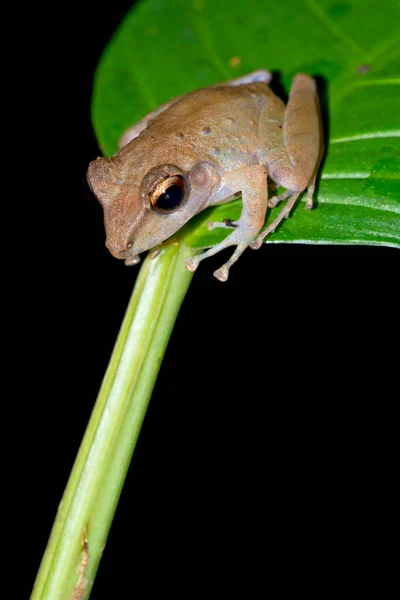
[
  {"xmin": 207, "ymin": 218, "xmax": 238, "ymax": 231},
  {"xmin": 185, "ymin": 224, "xmax": 255, "ymax": 281},
  {"xmin": 305, "ymin": 172, "xmax": 317, "ymax": 210},
  {"xmin": 268, "ymin": 190, "xmax": 291, "ymax": 208},
  {"xmin": 250, "ymin": 192, "xmax": 301, "ymax": 250},
  {"xmin": 186, "ymin": 242, "xmax": 248, "ymax": 282}
]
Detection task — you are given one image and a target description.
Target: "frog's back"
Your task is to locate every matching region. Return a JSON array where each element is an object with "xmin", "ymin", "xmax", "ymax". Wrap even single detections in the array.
[
  {"xmin": 141, "ymin": 82, "xmax": 274, "ymax": 170},
  {"xmin": 153, "ymin": 82, "xmax": 271, "ymax": 134}
]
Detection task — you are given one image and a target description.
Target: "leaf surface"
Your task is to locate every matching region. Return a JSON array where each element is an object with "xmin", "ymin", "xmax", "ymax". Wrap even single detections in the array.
[{"xmin": 92, "ymin": 0, "xmax": 400, "ymax": 248}]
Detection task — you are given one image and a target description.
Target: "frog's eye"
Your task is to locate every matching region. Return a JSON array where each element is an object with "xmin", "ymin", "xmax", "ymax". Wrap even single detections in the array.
[{"xmin": 150, "ymin": 175, "xmax": 187, "ymax": 213}]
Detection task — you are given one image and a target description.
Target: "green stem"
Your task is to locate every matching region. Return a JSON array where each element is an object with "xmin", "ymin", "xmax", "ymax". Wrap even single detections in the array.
[{"xmin": 32, "ymin": 240, "xmax": 195, "ymax": 600}]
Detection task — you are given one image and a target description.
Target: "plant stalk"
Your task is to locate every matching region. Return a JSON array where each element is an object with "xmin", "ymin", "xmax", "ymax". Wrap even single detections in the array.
[{"xmin": 32, "ymin": 240, "xmax": 195, "ymax": 600}]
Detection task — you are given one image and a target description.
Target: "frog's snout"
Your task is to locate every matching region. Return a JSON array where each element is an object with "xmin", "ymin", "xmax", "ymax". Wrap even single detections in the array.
[
  {"xmin": 105, "ymin": 236, "xmax": 131, "ymax": 260},
  {"xmin": 107, "ymin": 242, "xmax": 140, "ymax": 267},
  {"xmin": 86, "ymin": 156, "xmax": 144, "ymax": 261},
  {"xmin": 104, "ymin": 228, "xmax": 141, "ymax": 263}
]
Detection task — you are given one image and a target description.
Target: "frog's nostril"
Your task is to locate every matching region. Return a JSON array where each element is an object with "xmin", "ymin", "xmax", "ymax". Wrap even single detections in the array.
[
  {"xmin": 113, "ymin": 240, "xmax": 133, "ymax": 259},
  {"xmin": 105, "ymin": 239, "xmax": 128, "ymax": 259}
]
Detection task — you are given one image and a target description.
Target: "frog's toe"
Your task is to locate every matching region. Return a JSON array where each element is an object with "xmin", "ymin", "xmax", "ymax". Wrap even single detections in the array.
[
  {"xmin": 184, "ymin": 233, "xmax": 249, "ymax": 280},
  {"xmin": 212, "ymin": 243, "xmax": 248, "ymax": 281},
  {"xmin": 250, "ymin": 238, "xmax": 263, "ymax": 250},
  {"xmin": 213, "ymin": 266, "xmax": 229, "ymax": 282},
  {"xmin": 185, "ymin": 256, "xmax": 200, "ymax": 272},
  {"xmin": 207, "ymin": 218, "xmax": 238, "ymax": 231}
]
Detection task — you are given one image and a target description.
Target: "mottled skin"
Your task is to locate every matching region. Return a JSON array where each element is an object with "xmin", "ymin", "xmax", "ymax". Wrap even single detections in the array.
[{"xmin": 87, "ymin": 70, "xmax": 323, "ymax": 281}]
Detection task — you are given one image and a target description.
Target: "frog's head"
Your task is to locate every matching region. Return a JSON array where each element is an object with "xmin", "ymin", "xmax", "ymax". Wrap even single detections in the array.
[{"xmin": 86, "ymin": 154, "xmax": 220, "ymax": 265}]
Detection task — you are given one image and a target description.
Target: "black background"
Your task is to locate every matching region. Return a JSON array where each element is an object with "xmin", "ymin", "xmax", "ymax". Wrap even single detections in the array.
[{"xmin": 20, "ymin": 1, "xmax": 397, "ymax": 596}]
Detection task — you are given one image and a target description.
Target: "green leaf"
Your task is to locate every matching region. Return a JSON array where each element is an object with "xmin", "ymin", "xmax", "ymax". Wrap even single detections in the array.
[{"xmin": 92, "ymin": 0, "xmax": 400, "ymax": 249}]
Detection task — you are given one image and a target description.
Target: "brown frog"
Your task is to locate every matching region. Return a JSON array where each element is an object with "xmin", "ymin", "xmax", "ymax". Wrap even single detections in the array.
[{"xmin": 87, "ymin": 70, "xmax": 323, "ymax": 281}]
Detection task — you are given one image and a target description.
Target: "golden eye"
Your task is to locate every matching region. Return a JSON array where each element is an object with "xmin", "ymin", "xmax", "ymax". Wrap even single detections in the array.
[{"xmin": 150, "ymin": 175, "xmax": 187, "ymax": 213}]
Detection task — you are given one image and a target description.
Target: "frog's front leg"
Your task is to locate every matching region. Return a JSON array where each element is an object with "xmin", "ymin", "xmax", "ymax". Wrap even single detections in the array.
[
  {"xmin": 185, "ymin": 165, "xmax": 268, "ymax": 281},
  {"xmin": 252, "ymin": 73, "xmax": 323, "ymax": 248}
]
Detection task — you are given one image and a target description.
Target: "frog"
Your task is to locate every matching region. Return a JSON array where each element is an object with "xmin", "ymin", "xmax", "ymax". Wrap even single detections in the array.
[{"xmin": 86, "ymin": 70, "xmax": 323, "ymax": 281}]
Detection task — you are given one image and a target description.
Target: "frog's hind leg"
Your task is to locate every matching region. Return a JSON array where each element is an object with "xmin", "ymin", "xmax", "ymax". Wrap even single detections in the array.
[
  {"xmin": 250, "ymin": 163, "xmax": 319, "ymax": 248},
  {"xmin": 252, "ymin": 73, "xmax": 323, "ymax": 248},
  {"xmin": 250, "ymin": 191, "xmax": 301, "ymax": 250}
]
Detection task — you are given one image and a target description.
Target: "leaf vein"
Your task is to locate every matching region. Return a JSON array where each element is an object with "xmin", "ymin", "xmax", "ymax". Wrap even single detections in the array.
[
  {"xmin": 188, "ymin": 12, "xmax": 230, "ymax": 80},
  {"xmin": 303, "ymin": 0, "xmax": 362, "ymax": 52},
  {"xmin": 331, "ymin": 132, "xmax": 400, "ymax": 144}
]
